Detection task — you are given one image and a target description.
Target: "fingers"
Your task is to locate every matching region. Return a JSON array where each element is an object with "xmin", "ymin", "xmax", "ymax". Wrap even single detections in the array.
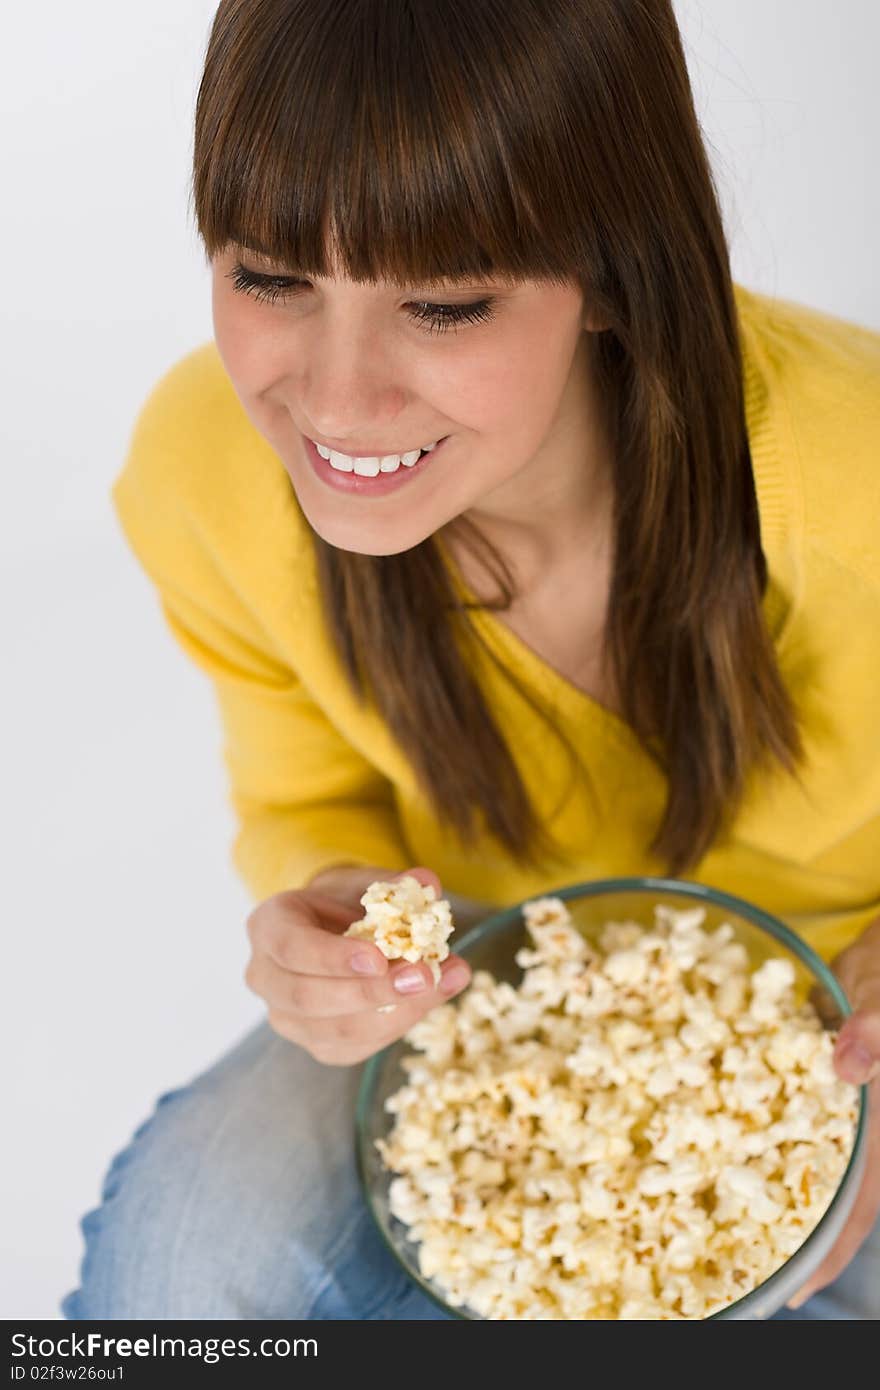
[
  {"xmin": 246, "ymin": 864, "xmax": 467, "ymax": 1064},
  {"xmin": 301, "ymin": 863, "xmax": 404, "ymax": 913},
  {"xmin": 787, "ymin": 1200, "xmax": 871, "ymax": 1306},
  {"xmin": 788, "ymin": 1073, "xmax": 880, "ymax": 1306},
  {"xmin": 248, "ymin": 865, "xmax": 449, "ymax": 980},
  {"xmin": 304, "ymin": 864, "xmax": 443, "ymax": 914},
  {"xmin": 246, "ymin": 894, "xmax": 389, "ymax": 979},
  {"xmin": 265, "ymin": 956, "xmax": 472, "ymax": 1064},
  {"xmin": 399, "ymin": 864, "xmax": 445, "ymax": 899},
  {"xmin": 808, "ymin": 979, "xmax": 843, "ymax": 1031},
  {"xmin": 834, "ymin": 1007, "xmax": 880, "ymax": 1085},
  {"xmin": 247, "ymin": 950, "xmax": 472, "ymax": 1020},
  {"xmin": 269, "ymin": 1006, "xmax": 412, "ymax": 1065},
  {"xmin": 827, "ymin": 927, "xmax": 880, "ymax": 1084}
]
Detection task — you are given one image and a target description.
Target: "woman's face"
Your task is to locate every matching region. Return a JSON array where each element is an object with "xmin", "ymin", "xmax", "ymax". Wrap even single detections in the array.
[{"xmin": 211, "ymin": 243, "xmax": 608, "ymax": 559}]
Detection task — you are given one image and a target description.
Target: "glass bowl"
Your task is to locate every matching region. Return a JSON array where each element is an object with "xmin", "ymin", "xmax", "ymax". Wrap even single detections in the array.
[{"xmin": 355, "ymin": 876, "xmax": 869, "ymax": 1320}]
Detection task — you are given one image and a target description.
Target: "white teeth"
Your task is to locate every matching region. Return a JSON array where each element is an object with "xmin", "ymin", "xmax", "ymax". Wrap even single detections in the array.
[{"xmin": 314, "ymin": 438, "xmax": 441, "ymax": 475}]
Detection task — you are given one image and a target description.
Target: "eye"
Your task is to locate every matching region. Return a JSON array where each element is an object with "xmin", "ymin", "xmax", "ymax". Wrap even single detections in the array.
[{"xmin": 225, "ymin": 261, "xmax": 495, "ymax": 335}]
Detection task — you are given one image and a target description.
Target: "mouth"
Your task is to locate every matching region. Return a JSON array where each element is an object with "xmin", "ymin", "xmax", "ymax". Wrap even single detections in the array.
[{"xmin": 303, "ymin": 433, "xmax": 451, "ymax": 494}]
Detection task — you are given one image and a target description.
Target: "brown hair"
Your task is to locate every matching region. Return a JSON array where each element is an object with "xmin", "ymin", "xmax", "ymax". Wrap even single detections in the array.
[{"xmin": 191, "ymin": 0, "xmax": 805, "ymax": 877}]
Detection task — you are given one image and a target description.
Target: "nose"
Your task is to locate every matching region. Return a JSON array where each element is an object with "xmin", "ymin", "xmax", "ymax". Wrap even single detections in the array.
[{"xmin": 301, "ymin": 319, "xmax": 408, "ymax": 445}]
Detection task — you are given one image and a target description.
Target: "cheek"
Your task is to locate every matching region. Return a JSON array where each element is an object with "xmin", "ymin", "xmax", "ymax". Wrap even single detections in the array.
[
  {"xmin": 211, "ymin": 284, "xmax": 252, "ymax": 381},
  {"xmin": 451, "ymin": 325, "xmax": 566, "ymax": 435},
  {"xmin": 441, "ymin": 352, "xmax": 525, "ymax": 434},
  {"xmin": 211, "ymin": 295, "xmax": 288, "ymax": 404}
]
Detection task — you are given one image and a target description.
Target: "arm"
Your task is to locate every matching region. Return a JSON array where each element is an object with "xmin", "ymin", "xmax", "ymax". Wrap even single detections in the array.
[{"xmin": 199, "ymin": 640, "xmax": 414, "ymax": 902}]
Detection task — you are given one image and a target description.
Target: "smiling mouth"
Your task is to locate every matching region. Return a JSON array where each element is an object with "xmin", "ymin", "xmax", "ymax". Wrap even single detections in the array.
[
  {"xmin": 311, "ymin": 436, "xmax": 449, "ymax": 477},
  {"xmin": 302, "ymin": 431, "xmax": 452, "ymax": 490}
]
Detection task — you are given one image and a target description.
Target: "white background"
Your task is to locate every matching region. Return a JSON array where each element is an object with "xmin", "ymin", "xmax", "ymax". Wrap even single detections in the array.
[{"xmin": 2, "ymin": 1, "xmax": 877, "ymax": 1318}]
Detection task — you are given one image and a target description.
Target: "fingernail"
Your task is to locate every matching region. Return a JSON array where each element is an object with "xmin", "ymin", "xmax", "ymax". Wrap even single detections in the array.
[
  {"xmin": 440, "ymin": 964, "xmax": 470, "ymax": 995},
  {"xmin": 392, "ymin": 966, "xmax": 427, "ymax": 995},
  {"xmin": 350, "ymin": 951, "xmax": 383, "ymax": 976},
  {"xmin": 787, "ymin": 1290, "xmax": 810, "ymax": 1309},
  {"xmin": 836, "ymin": 1040, "xmax": 876, "ymax": 1083}
]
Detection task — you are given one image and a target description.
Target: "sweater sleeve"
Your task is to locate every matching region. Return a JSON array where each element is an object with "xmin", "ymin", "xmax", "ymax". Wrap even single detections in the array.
[
  {"xmin": 110, "ymin": 369, "xmax": 412, "ymax": 903},
  {"xmin": 167, "ymin": 610, "xmax": 413, "ymax": 900}
]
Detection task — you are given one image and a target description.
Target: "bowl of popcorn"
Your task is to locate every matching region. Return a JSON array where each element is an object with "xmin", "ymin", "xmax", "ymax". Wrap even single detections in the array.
[{"xmin": 354, "ymin": 876, "xmax": 867, "ymax": 1320}]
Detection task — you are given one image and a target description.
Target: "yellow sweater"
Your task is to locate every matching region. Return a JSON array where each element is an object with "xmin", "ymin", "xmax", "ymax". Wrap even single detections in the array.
[{"xmin": 111, "ymin": 283, "xmax": 880, "ymax": 965}]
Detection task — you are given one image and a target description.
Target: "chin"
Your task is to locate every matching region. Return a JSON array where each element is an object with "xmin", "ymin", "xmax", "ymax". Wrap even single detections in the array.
[{"xmin": 296, "ymin": 501, "xmax": 431, "ymax": 558}]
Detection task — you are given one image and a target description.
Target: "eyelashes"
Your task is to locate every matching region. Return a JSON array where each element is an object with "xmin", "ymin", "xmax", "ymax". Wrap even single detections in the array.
[{"xmin": 225, "ymin": 261, "xmax": 496, "ymax": 336}]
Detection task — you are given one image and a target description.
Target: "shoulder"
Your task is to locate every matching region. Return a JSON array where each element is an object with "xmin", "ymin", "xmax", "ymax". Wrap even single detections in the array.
[
  {"xmin": 735, "ymin": 282, "xmax": 880, "ymax": 386},
  {"xmin": 112, "ymin": 342, "xmax": 316, "ymax": 590},
  {"xmin": 116, "ymin": 342, "xmax": 309, "ymax": 539},
  {"xmin": 734, "ymin": 284, "xmax": 880, "ymax": 592}
]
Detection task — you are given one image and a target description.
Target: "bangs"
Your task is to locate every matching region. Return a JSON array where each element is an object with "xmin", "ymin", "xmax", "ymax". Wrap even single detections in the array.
[{"xmin": 192, "ymin": 0, "xmax": 595, "ymax": 291}]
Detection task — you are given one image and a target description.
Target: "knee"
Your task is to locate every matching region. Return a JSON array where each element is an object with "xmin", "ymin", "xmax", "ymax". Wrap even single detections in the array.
[
  {"xmin": 61, "ymin": 1026, "xmax": 363, "ymax": 1319},
  {"xmin": 61, "ymin": 1082, "xmax": 247, "ymax": 1319}
]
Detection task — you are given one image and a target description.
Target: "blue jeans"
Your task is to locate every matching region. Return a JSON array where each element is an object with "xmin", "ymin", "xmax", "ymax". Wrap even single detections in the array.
[{"xmin": 60, "ymin": 1018, "xmax": 879, "ymax": 1320}]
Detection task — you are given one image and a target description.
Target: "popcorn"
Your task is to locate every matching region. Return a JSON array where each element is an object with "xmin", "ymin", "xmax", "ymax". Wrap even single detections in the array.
[
  {"xmin": 375, "ymin": 896, "xmax": 860, "ymax": 1319},
  {"xmin": 344, "ymin": 875, "xmax": 454, "ymax": 984}
]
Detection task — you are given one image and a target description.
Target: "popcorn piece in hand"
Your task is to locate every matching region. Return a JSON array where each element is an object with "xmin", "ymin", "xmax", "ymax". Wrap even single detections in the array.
[{"xmin": 344, "ymin": 875, "xmax": 455, "ymax": 984}]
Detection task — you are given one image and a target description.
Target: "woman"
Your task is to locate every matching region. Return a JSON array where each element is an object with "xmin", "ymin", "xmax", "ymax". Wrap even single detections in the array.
[{"xmin": 62, "ymin": 0, "xmax": 879, "ymax": 1319}]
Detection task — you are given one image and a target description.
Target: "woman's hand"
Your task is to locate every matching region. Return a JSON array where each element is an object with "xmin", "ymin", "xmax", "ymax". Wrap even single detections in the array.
[
  {"xmin": 787, "ymin": 915, "xmax": 880, "ymax": 1308},
  {"xmin": 244, "ymin": 862, "xmax": 473, "ymax": 1066}
]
